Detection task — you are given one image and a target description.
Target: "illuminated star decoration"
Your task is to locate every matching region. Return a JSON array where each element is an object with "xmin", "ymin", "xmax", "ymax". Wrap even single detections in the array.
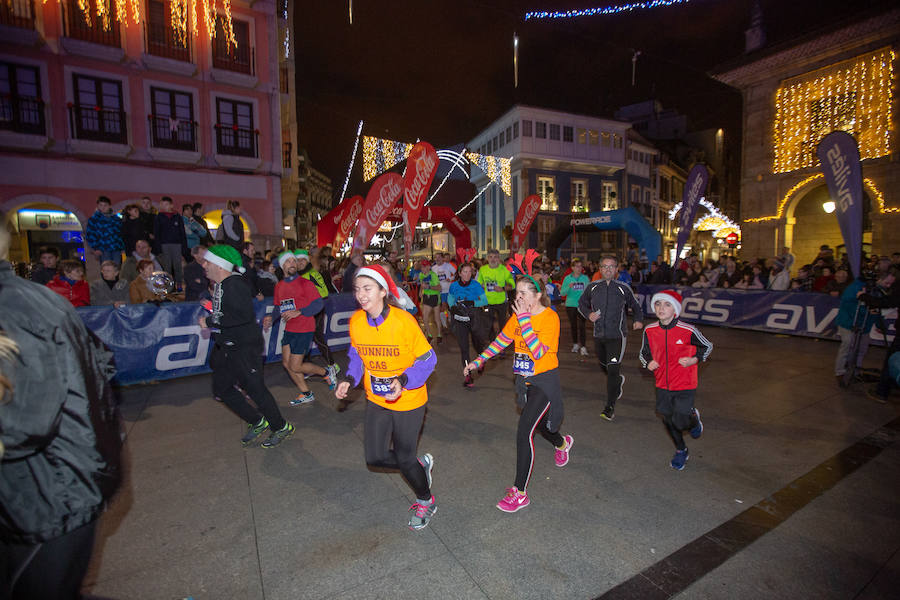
[{"xmin": 525, "ymin": 0, "xmax": 690, "ymax": 20}]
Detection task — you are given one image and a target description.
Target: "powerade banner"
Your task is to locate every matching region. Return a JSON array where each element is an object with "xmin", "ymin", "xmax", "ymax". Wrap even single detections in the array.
[
  {"xmin": 77, "ymin": 294, "xmax": 361, "ymax": 385},
  {"xmin": 636, "ymin": 285, "xmax": 896, "ymax": 343},
  {"xmin": 674, "ymin": 164, "xmax": 709, "ymax": 265},
  {"xmin": 817, "ymin": 131, "xmax": 863, "ymax": 279}
]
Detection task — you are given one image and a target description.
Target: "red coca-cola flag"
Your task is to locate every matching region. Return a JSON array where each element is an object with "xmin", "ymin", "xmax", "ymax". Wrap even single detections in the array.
[
  {"xmin": 352, "ymin": 172, "xmax": 403, "ymax": 254},
  {"xmin": 333, "ymin": 195, "xmax": 364, "ymax": 247},
  {"xmin": 511, "ymin": 194, "xmax": 541, "ymax": 250},
  {"xmin": 318, "ymin": 195, "xmax": 362, "ymax": 247},
  {"xmin": 402, "ymin": 142, "xmax": 439, "ymax": 256}
]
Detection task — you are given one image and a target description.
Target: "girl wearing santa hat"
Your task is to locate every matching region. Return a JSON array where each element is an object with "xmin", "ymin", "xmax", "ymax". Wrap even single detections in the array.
[
  {"xmin": 334, "ymin": 264, "xmax": 438, "ymax": 530},
  {"xmin": 639, "ymin": 289, "xmax": 713, "ymax": 470}
]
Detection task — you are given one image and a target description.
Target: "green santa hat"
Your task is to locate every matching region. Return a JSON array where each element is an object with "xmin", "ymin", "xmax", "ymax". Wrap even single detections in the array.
[
  {"xmin": 204, "ymin": 245, "xmax": 246, "ymax": 274},
  {"xmin": 294, "ymin": 249, "xmax": 310, "ymax": 261}
]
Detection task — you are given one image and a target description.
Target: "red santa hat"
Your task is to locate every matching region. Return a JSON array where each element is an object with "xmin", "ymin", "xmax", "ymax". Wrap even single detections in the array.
[
  {"xmin": 651, "ymin": 289, "xmax": 683, "ymax": 317},
  {"xmin": 355, "ymin": 265, "xmax": 415, "ymax": 311}
]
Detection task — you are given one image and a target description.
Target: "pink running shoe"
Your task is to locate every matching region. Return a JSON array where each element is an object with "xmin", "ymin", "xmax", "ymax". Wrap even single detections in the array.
[
  {"xmin": 496, "ymin": 487, "xmax": 530, "ymax": 513},
  {"xmin": 555, "ymin": 434, "xmax": 574, "ymax": 467}
]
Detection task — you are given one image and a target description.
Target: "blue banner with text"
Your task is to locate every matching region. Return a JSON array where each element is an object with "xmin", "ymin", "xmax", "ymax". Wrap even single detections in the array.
[
  {"xmin": 636, "ymin": 285, "xmax": 896, "ymax": 343},
  {"xmin": 77, "ymin": 294, "xmax": 361, "ymax": 385}
]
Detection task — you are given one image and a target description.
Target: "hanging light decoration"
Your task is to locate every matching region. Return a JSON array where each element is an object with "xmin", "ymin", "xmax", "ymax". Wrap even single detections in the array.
[{"xmin": 44, "ymin": 0, "xmax": 236, "ymax": 48}]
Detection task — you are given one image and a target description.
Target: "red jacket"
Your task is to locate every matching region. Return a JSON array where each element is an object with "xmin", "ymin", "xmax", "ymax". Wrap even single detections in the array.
[
  {"xmin": 640, "ymin": 318, "xmax": 712, "ymax": 391},
  {"xmin": 47, "ymin": 276, "xmax": 91, "ymax": 307}
]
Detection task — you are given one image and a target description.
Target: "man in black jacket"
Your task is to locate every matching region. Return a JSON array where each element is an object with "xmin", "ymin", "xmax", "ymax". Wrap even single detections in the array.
[
  {"xmin": 578, "ymin": 255, "xmax": 644, "ymax": 421},
  {"xmin": 0, "ymin": 212, "xmax": 122, "ymax": 599},
  {"xmin": 199, "ymin": 245, "xmax": 294, "ymax": 448},
  {"xmin": 858, "ymin": 268, "xmax": 899, "ymax": 404},
  {"xmin": 153, "ymin": 196, "xmax": 188, "ymax": 287}
]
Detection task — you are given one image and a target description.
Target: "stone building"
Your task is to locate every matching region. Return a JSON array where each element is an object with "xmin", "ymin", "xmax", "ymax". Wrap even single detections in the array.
[{"xmin": 713, "ymin": 8, "xmax": 900, "ymax": 267}]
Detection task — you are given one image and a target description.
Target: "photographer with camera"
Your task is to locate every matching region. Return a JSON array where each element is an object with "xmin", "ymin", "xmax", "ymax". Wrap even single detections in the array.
[{"xmin": 857, "ymin": 267, "xmax": 899, "ymax": 403}]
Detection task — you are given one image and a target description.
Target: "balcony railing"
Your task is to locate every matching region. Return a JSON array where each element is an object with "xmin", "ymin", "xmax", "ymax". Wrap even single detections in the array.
[
  {"xmin": 62, "ymin": 0, "xmax": 121, "ymax": 47},
  {"xmin": 0, "ymin": 0, "xmax": 35, "ymax": 29},
  {"xmin": 212, "ymin": 42, "xmax": 255, "ymax": 75},
  {"xmin": 148, "ymin": 114, "xmax": 197, "ymax": 151},
  {"xmin": 68, "ymin": 103, "xmax": 127, "ymax": 144},
  {"xmin": 144, "ymin": 19, "xmax": 191, "ymax": 62},
  {"xmin": 0, "ymin": 94, "xmax": 45, "ymax": 135},
  {"xmin": 214, "ymin": 123, "xmax": 258, "ymax": 158}
]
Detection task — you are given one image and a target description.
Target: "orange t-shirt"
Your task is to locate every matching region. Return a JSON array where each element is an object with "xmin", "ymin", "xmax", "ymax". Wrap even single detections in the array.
[
  {"xmin": 348, "ymin": 307, "xmax": 434, "ymax": 411},
  {"xmin": 500, "ymin": 307, "xmax": 560, "ymax": 376}
]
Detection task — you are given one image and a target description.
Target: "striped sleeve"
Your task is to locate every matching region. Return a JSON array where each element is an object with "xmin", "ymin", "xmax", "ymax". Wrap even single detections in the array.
[
  {"xmin": 687, "ymin": 324, "xmax": 713, "ymax": 361},
  {"xmin": 516, "ymin": 313, "xmax": 549, "ymax": 359},
  {"xmin": 471, "ymin": 332, "xmax": 513, "ymax": 369}
]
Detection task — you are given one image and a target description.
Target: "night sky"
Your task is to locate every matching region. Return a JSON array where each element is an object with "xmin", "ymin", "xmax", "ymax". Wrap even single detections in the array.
[{"xmin": 296, "ymin": 0, "xmax": 889, "ymax": 200}]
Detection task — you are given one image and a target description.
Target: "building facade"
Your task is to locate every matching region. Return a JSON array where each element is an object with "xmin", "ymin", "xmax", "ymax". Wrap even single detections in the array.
[
  {"xmin": 0, "ymin": 0, "xmax": 284, "ymax": 268},
  {"xmin": 714, "ymin": 9, "xmax": 900, "ymax": 267},
  {"xmin": 469, "ymin": 105, "xmax": 664, "ymax": 260}
]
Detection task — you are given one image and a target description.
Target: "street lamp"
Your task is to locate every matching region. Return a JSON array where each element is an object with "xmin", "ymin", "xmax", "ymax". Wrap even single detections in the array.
[{"xmin": 822, "ymin": 201, "xmax": 836, "ymax": 214}]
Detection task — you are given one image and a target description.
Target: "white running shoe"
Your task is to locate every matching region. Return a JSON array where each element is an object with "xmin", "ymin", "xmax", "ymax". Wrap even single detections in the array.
[
  {"xmin": 579, "ymin": 346, "xmax": 589, "ymax": 356},
  {"xmin": 571, "ymin": 343, "xmax": 580, "ymax": 353}
]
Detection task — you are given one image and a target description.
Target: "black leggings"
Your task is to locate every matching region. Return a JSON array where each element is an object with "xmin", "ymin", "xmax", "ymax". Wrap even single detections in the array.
[
  {"xmin": 1, "ymin": 520, "xmax": 97, "ymax": 600},
  {"xmin": 211, "ymin": 343, "xmax": 286, "ymax": 431},
  {"xmin": 451, "ymin": 311, "xmax": 486, "ymax": 366},
  {"xmin": 515, "ymin": 383, "xmax": 564, "ymax": 491},
  {"xmin": 311, "ymin": 310, "xmax": 335, "ymax": 366},
  {"xmin": 566, "ymin": 306, "xmax": 586, "ymax": 346},
  {"xmin": 594, "ymin": 336, "xmax": 625, "ymax": 408},
  {"xmin": 364, "ymin": 402, "xmax": 431, "ymax": 501},
  {"xmin": 485, "ymin": 302, "xmax": 508, "ymax": 338}
]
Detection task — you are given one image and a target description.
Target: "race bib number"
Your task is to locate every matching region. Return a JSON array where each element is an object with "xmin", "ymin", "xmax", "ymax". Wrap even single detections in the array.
[
  {"xmin": 370, "ymin": 375, "xmax": 396, "ymax": 399},
  {"xmin": 486, "ymin": 281, "xmax": 498, "ymax": 292},
  {"xmin": 437, "ymin": 272, "xmax": 447, "ymax": 281},
  {"xmin": 279, "ymin": 298, "xmax": 296, "ymax": 312},
  {"xmin": 453, "ymin": 313, "xmax": 470, "ymax": 322},
  {"xmin": 513, "ymin": 352, "xmax": 535, "ymax": 376},
  {"xmin": 571, "ymin": 282, "xmax": 585, "ymax": 291}
]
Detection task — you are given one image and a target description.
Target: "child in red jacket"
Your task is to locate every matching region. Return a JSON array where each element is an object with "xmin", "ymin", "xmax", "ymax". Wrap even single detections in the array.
[
  {"xmin": 46, "ymin": 259, "xmax": 91, "ymax": 307},
  {"xmin": 639, "ymin": 290, "xmax": 713, "ymax": 470}
]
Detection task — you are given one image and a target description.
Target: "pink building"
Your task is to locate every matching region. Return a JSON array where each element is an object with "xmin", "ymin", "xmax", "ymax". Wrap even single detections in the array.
[{"xmin": 0, "ymin": 0, "xmax": 284, "ymax": 267}]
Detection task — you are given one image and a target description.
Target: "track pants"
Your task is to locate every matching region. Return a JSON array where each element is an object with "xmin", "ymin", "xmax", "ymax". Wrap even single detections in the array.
[
  {"xmin": 656, "ymin": 388, "xmax": 698, "ymax": 451},
  {"xmin": 311, "ymin": 310, "xmax": 336, "ymax": 366},
  {"xmin": 1, "ymin": 521, "xmax": 97, "ymax": 600},
  {"xmin": 566, "ymin": 306, "xmax": 586, "ymax": 346},
  {"xmin": 452, "ymin": 311, "xmax": 486, "ymax": 366},
  {"xmin": 485, "ymin": 302, "xmax": 508, "ymax": 339},
  {"xmin": 210, "ymin": 342, "xmax": 286, "ymax": 431},
  {"xmin": 515, "ymin": 383, "xmax": 564, "ymax": 491},
  {"xmin": 364, "ymin": 402, "xmax": 431, "ymax": 501},
  {"xmin": 594, "ymin": 336, "xmax": 626, "ymax": 408}
]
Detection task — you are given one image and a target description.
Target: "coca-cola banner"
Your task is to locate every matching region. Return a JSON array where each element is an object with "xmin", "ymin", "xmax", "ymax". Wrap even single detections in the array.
[
  {"xmin": 385, "ymin": 205, "xmax": 472, "ymax": 249},
  {"xmin": 334, "ymin": 195, "xmax": 364, "ymax": 247},
  {"xmin": 317, "ymin": 195, "xmax": 363, "ymax": 247},
  {"xmin": 511, "ymin": 194, "xmax": 541, "ymax": 250},
  {"xmin": 352, "ymin": 172, "xmax": 403, "ymax": 254},
  {"xmin": 402, "ymin": 142, "xmax": 439, "ymax": 255}
]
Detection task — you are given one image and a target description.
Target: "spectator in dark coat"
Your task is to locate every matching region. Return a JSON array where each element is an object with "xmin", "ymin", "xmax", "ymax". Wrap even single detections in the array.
[
  {"xmin": 183, "ymin": 245, "xmax": 211, "ymax": 301},
  {"xmin": 153, "ymin": 196, "xmax": 188, "ymax": 287},
  {"xmin": 138, "ymin": 196, "xmax": 156, "ymax": 243},
  {"xmin": 120, "ymin": 204, "xmax": 145, "ymax": 254},
  {"xmin": 90, "ymin": 260, "xmax": 129, "ymax": 308},
  {"xmin": 30, "ymin": 246, "xmax": 60, "ymax": 285}
]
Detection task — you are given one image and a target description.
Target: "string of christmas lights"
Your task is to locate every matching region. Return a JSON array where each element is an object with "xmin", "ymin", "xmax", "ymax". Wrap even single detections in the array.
[
  {"xmin": 465, "ymin": 152, "xmax": 511, "ymax": 197},
  {"xmin": 773, "ymin": 48, "xmax": 894, "ymax": 174},
  {"xmin": 339, "ymin": 120, "xmax": 364, "ymax": 203},
  {"xmin": 50, "ymin": 0, "xmax": 237, "ymax": 48},
  {"xmin": 743, "ymin": 174, "xmax": 894, "ymax": 223},
  {"xmin": 525, "ymin": 0, "xmax": 690, "ymax": 20}
]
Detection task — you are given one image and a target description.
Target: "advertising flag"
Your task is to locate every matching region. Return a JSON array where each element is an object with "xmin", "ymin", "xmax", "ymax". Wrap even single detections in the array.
[
  {"xmin": 333, "ymin": 195, "xmax": 364, "ymax": 247},
  {"xmin": 817, "ymin": 131, "xmax": 863, "ymax": 279},
  {"xmin": 674, "ymin": 163, "xmax": 709, "ymax": 264},
  {"xmin": 351, "ymin": 172, "xmax": 403, "ymax": 254},
  {"xmin": 511, "ymin": 194, "xmax": 541, "ymax": 251},
  {"xmin": 317, "ymin": 195, "xmax": 362, "ymax": 247},
  {"xmin": 402, "ymin": 142, "xmax": 439, "ymax": 256}
]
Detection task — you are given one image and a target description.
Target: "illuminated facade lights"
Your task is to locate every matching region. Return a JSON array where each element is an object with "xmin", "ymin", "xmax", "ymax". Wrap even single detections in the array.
[
  {"xmin": 668, "ymin": 198, "xmax": 741, "ymax": 238},
  {"xmin": 43, "ymin": 0, "xmax": 236, "ymax": 47},
  {"xmin": 743, "ymin": 174, "xmax": 894, "ymax": 223},
  {"xmin": 773, "ymin": 48, "xmax": 894, "ymax": 173}
]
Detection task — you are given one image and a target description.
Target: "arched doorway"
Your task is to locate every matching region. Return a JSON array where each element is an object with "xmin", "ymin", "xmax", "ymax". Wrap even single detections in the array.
[
  {"xmin": 1, "ymin": 196, "xmax": 87, "ymax": 266},
  {"xmin": 786, "ymin": 184, "xmax": 872, "ymax": 265}
]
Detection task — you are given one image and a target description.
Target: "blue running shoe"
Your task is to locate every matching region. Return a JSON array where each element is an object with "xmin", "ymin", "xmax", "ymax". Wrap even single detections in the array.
[
  {"xmin": 670, "ymin": 448, "xmax": 689, "ymax": 470},
  {"xmin": 325, "ymin": 364, "xmax": 338, "ymax": 391},
  {"xmin": 690, "ymin": 408, "xmax": 703, "ymax": 439}
]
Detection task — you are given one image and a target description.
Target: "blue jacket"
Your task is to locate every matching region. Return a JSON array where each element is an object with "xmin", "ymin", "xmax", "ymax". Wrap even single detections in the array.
[
  {"xmin": 836, "ymin": 279, "xmax": 881, "ymax": 332},
  {"xmin": 85, "ymin": 210, "xmax": 123, "ymax": 252},
  {"xmin": 448, "ymin": 279, "xmax": 487, "ymax": 306}
]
